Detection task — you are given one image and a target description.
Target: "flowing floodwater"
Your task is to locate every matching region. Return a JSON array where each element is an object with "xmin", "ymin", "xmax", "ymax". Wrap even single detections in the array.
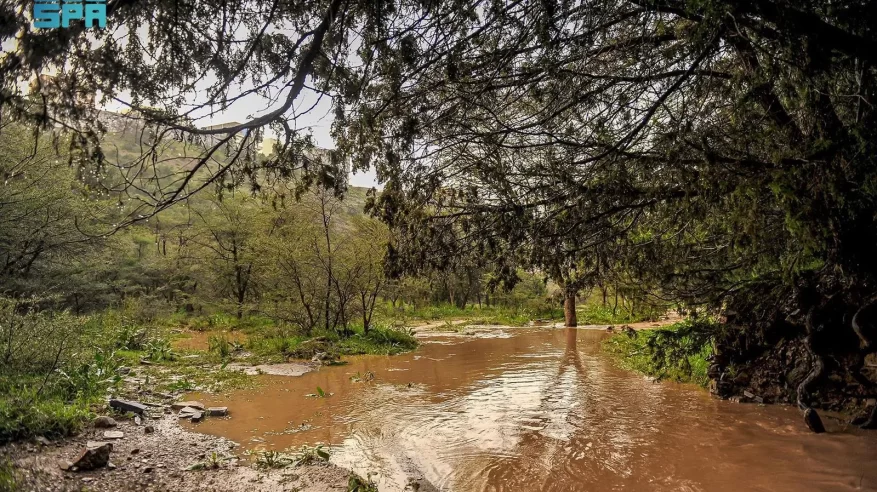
[{"xmin": 186, "ymin": 327, "xmax": 877, "ymax": 491}]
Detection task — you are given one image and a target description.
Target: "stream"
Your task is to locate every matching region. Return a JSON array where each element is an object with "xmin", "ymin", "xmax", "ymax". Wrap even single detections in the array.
[{"xmin": 186, "ymin": 326, "xmax": 877, "ymax": 491}]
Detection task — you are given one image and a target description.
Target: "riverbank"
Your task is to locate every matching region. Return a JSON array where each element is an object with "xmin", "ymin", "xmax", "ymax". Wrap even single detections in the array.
[
  {"xmin": 602, "ymin": 318, "xmax": 877, "ymax": 428},
  {"xmin": 2, "ymin": 409, "xmax": 354, "ymax": 492}
]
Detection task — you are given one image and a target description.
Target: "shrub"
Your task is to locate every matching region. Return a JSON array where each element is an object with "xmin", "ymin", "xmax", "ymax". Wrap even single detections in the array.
[{"xmin": 603, "ymin": 318, "xmax": 716, "ymax": 386}]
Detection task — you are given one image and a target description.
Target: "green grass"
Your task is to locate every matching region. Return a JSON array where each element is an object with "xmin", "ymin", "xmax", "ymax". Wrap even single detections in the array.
[
  {"xmin": 0, "ymin": 458, "xmax": 18, "ymax": 492},
  {"xmin": 602, "ymin": 318, "xmax": 716, "ymax": 387},
  {"xmin": 0, "ymin": 391, "xmax": 94, "ymax": 443},
  {"xmin": 245, "ymin": 324, "xmax": 419, "ymax": 360},
  {"xmin": 387, "ymin": 302, "xmax": 563, "ymax": 327},
  {"xmin": 577, "ymin": 304, "xmax": 655, "ymax": 325}
]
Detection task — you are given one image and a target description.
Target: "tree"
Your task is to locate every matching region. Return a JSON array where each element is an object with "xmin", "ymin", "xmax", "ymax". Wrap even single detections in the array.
[
  {"xmin": 335, "ymin": 1, "xmax": 877, "ymax": 431},
  {"xmin": 189, "ymin": 193, "xmax": 275, "ymax": 318},
  {"xmin": 348, "ymin": 217, "xmax": 389, "ymax": 333}
]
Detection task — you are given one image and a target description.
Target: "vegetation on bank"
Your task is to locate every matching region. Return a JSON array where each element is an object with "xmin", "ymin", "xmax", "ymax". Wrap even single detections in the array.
[
  {"xmin": 0, "ymin": 300, "xmax": 422, "ymax": 443},
  {"xmin": 603, "ymin": 319, "xmax": 717, "ymax": 387}
]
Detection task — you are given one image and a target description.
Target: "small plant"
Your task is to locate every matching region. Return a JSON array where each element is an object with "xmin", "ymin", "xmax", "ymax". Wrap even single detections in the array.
[
  {"xmin": 165, "ymin": 378, "xmax": 196, "ymax": 392},
  {"xmin": 208, "ymin": 335, "xmax": 232, "ymax": 359},
  {"xmin": 306, "ymin": 386, "xmax": 331, "ymax": 398},
  {"xmin": 255, "ymin": 450, "xmax": 292, "ymax": 469},
  {"xmin": 205, "ymin": 451, "xmax": 229, "ymax": 469},
  {"xmin": 186, "ymin": 451, "xmax": 231, "ymax": 470},
  {"xmin": 114, "ymin": 323, "xmax": 148, "ymax": 350},
  {"xmin": 145, "ymin": 338, "xmax": 176, "ymax": 362},
  {"xmin": 347, "ymin": 472, "xmax": 378, "ymax": 492},
  {"xmin": 56, "ymin": 349, "xmax": 122, "ymax": 400},
  {"xmin": 291, "ymin": 444, "xmax": 329, "ymax": 466}
]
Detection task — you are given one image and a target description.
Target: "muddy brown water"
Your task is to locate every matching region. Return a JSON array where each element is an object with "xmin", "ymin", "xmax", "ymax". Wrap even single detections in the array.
[{"xmin": 185, "ymin": 327, "xmax": 877, "ymax": 492}]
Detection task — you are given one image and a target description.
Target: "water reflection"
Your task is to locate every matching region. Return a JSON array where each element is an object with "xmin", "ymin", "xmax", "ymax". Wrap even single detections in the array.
[{"xmin": 187, "ymin": 328, "xmax": 877, "ymax": 492}]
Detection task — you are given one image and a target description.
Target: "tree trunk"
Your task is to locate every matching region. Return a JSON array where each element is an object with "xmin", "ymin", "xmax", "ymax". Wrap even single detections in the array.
[{"xmin": 564, "ymin": 290, "xmax": 577, "ymax": 327}]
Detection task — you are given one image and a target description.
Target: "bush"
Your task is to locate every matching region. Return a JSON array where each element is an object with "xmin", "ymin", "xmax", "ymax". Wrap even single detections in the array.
[
  {"xmin": 0, "ymin": 297, "xmax": 122, "ymax": 443},
  {"xmin": 0, "ymin": 391, "xmax": 93, "ymax": 442},
  {"xmin": 603, "ymin": 318, "xmax": 716, "ymax": 386}
]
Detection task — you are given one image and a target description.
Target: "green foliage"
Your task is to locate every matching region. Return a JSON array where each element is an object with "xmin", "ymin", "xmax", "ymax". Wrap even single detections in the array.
[
  {"xmin": 253, "ymin": 445, "xmax": 329, "ymax": 469},
  {"xmin": 291, "ymin": 444, "xmax": 330, "ymax": 466},
  {"xmin": 396, "ymin": 302, "xmax": 561, "ymax": 327},
  {"xmin": 246, "ymin": 323, "xmax": 418, "ymax": 360},
  {"xmin": 208, "ymin": 335, "xmax": 233, "ymax": 359},
  {"xmin": 55, "ymin": 349, "xmax": 122, "ymax": 401},
  {"xmin": 254, "ymin": 450, "xmax": 291, "ymax": 469},
  {"xmin": 576, "ymin": 304, "xmax": 652, "ymax": 325},
  {"xmin": 0, "ymin": 458, "xmax": 19, "ymax": 492},
  {"xmin": 603, "ymin": 319, "xmax": 716, "ymax": 387},
  {"xmin": 0, "ymin": 390, "xmax": 93, "ymax": 443},
  {"xmin": 145, "ymin": 339, "xmax": 176, "ymax": 362}
]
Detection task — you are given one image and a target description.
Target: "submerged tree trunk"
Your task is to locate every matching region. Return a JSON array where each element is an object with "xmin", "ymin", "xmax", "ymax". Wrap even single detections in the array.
[{"xmin": 564, "ymin": 290, "xmax": 577, "ymax": 327}]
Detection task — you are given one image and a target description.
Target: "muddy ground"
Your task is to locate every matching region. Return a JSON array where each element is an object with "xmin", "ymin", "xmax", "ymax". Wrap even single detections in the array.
[{"xmin": 4, "ymin": 406, "xmax": 352, "ymax": 492}]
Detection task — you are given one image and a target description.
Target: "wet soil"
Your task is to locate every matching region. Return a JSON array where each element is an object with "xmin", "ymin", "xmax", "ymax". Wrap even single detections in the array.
[{"xmin": 4, "ymin": 411, "xmax": 351, "ymax": 491}]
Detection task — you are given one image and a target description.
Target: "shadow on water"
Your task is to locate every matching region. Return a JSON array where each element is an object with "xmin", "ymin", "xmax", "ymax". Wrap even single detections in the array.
[{"xmin": 185, "ymin": 327, "xmax": 877, "ymax": 492}]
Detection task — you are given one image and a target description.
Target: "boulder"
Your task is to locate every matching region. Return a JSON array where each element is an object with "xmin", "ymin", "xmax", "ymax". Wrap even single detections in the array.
[
  {"xmin": 109, "ymin": 399, "xmax": 147, "ymax": 415},
  {"xmin": 93, "ymin": 416, "xmax": 118, "ymax": 428},
  {"xmin": 206, "ymin": 407, "xmax": 228, "ymax": 417},
  {"xmin": 70, "ymin": 442, "xmax": 113, "ymax": 471}
]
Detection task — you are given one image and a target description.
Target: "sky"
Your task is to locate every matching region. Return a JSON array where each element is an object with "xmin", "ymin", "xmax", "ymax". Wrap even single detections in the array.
[
  {"xmin": 1, "ymin": 34, "xmax": 380, "ymax": 189},
  {"xmin": 105, "ymin": 85, "xmax": 381, "ymax": 189}
]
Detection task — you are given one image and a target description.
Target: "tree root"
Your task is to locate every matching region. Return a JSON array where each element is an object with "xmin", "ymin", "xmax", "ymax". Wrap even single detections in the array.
[
  {"xmin": 851, "ymin": 297, "xmax": 877, "ymax": 350},
  {"xmin": 798, "ymin": 311, "xmax": 826, "ymax": 433},
  {"xmin": 852, "ymin": 405, "xmax": 877, "ymax": 429},
  {"xmin": 797, "ymin": 350, "xmax": 826, "ymax": 434}
]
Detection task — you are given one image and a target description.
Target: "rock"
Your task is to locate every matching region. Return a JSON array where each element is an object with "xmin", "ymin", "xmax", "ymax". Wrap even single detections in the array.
[
  {"xmin": 134, "ymin": 415, "xmax": 142, "ymax": 425},
  {"xmin": 59, "ymin": 460, "xmax": 74, "ymax": 471},
  {"xmin": 171, "ymin": 401, "xmax": 205, "ymax": 411},
  {"xmin": 117, "ymin": 366, "xmax": 131, "ymax": 375},
  {"xmin": 34, "ymin": 436, "xmax": 51, "ymax": 446},
  {"xmin": 311, "ymin": 351, "xmax": 330, "ymax": 362},
  {"xmin": 109, "ymin": 399, "xmax": 147, "ymax": 415},
  {"xmin": 803, "ymin": 408, "xmax": 826, "ymax": 434},
  {"xmin": 143, "ymin": 466, "xmax": 154, "ymax": 473},
  {"xmin": 753, "ymin": 396, "xmax": 764, "ymax": 404},
  {"xmin": 103, "ymin": 431, "xmax": 124, "ymax": 439},
  {"xmin": 93, "ymin": 416, "xmax": 118, "ymax": 428},
  {"xmin": 606, "ymin": 325, "xmax": 614, "ymax": 331},
  {"xmin": 131, "ymin": 448, "xmax": 140, "ymax": 454},
  {"xmin": 108, "ymin": 462, "xmax": 117, "ymax": 470},
  {"xmin": 144, "ymin": 425, "xmax": 155, "ymax": 434},
  {"xmin": 742, "ymin": 390, "xmax": 755, "ymax": 399},
  {"xmin": 206, "ymin": 407, "xmax": 228, "ymax": 417},
  {"xmin": 178, "ymin": 406, "xmax": 199, "ymax": 417},
  {"xmin": 190, "ymin": 411, "xmax": 205, "ymax": 423},
  {"xmin": 71, "ymin": 442, "xmax": 112, "ymax": 471}
]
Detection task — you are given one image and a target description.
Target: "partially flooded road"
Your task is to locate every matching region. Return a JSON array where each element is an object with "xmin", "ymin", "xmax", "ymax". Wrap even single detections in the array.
[{"xmin": 187, "ymin": 327, "xmax": 877, "ymax": 491}]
